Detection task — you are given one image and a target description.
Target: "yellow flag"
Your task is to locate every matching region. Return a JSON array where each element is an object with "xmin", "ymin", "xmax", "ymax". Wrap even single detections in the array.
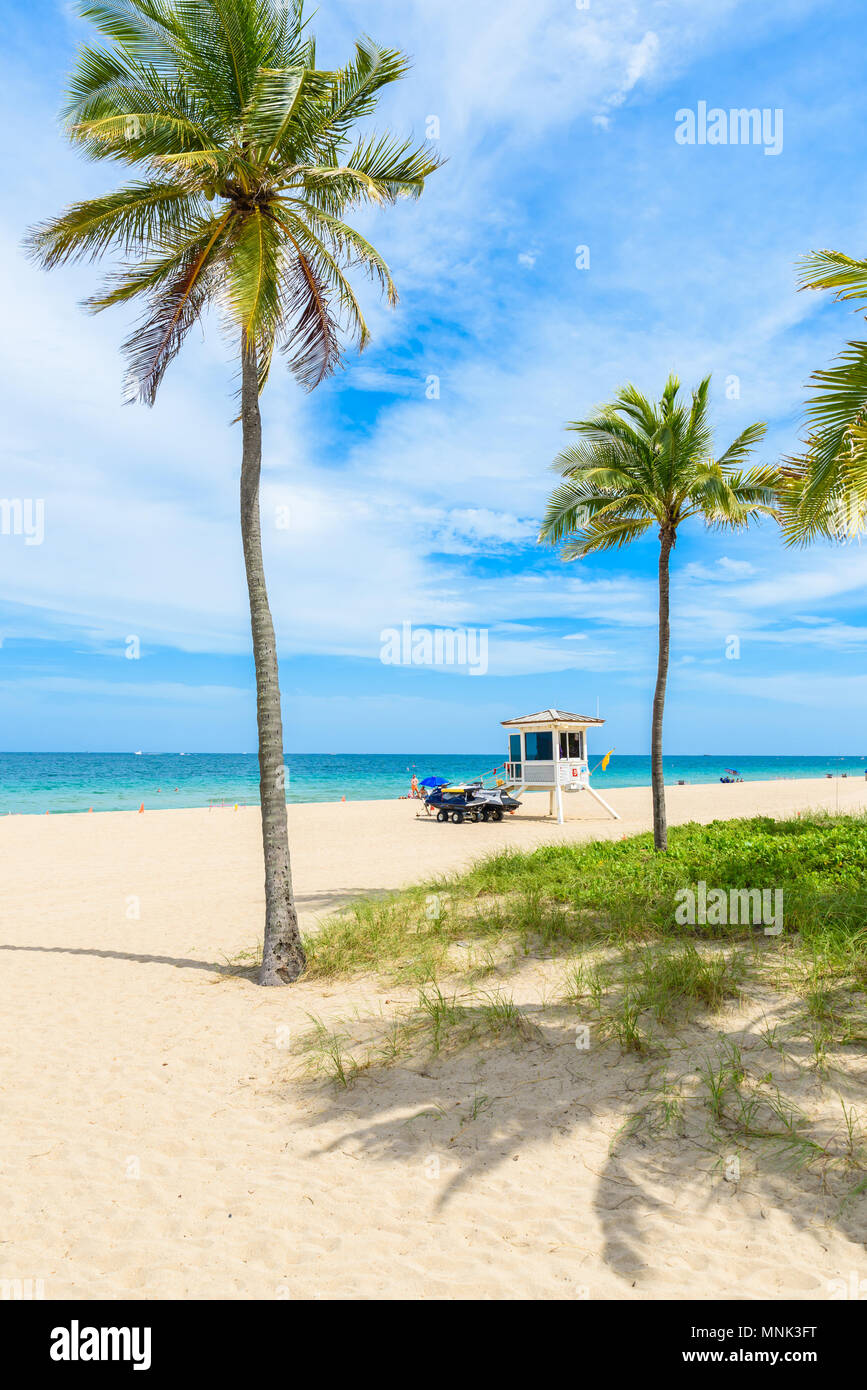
[{"xmin": 600, "ymin": 749, "xmax": 614, "ymax": 771}]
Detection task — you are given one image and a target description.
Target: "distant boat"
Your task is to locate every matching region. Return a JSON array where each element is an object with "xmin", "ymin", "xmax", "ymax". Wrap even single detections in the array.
[{"xmin": 134, "ymin": 750, "xmax": 142, "ymax": 756}]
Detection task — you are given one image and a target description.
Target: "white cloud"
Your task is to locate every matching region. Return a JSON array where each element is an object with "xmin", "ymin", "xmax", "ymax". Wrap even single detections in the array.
[
  {"xmin": 681, "ymin": 556, "xmax": 758, "ymax": 582},
  {"xmin": 747, "ymin": 621, "xmax": 867, "ymax": 652},
  {"xmin": 681, "ymin": 666, "xmax": 867, "ymax": 710},
  {"xmin": 419, "ymin": 506, "xmax": 539, "ymax": 553},
  {"xmin": 598, "ymin": 30, "xmax": 661, "ymax": 120}
]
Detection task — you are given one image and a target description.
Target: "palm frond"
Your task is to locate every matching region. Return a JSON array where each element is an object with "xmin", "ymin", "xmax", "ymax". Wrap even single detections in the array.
[
  {"xmin": 797, "ymin": 248, "xmax": 867, "ymax": 307},
  {"xmin": 313, "ymin": 35, "xmax": 411, "ymax": 145},
  {"xmin": 686, "ymin": 461, "xmax": 778, "ymax": 530},
  {"xmin": 802, "ymin": 340, "xmax": 867, "ymax": 435},
  {"xmin": 324, "ymin": 133, "xmax": 444, "ymax": 202},
  {"xmin": 273, "ymin": 231, "xmax": 341, "ymax": 390},
  {"xmin": 222, "ymin": 204, "xmax": 281, "ymax": 339},
  {"xmin": 25, "ymin": 181, "xmax": 203, "ymax": 267},
  {"xmin": 783, "ymin": 250, "xmax": 867, "ymax": 545},
  {"xmin": 561, "ymin": 514, "xmax": 654, "ymax": 557},
  {"xmin": 713, "ymin": 420, "xmax": 768, "ymax": 471},
  {"xmin": 278, "ymin": 199, "xmax": 396, "ymax": 303},
  {"xmin": 539, "ymin": 476, "xmax": 651, "ymax": 546},
  {"xmin": 121, "ymin": 206, "xmax": 235, "ymax": 402},
  {"xmin": 242, "ymin": 64, "xmax": 322, "ymax": 161},
  {"xmin": 269, "ymin": 205, "xmax": 370, "ymax": 347}
]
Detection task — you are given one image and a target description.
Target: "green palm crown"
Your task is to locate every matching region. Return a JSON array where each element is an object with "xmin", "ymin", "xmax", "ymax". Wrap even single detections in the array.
[
  {"xmin": 539, "ymin": 374, "xmax": 776, "ymax": 555},
  {"xmin": 26, "ymin": 0, "xmax": 442, "ymax": 401}
]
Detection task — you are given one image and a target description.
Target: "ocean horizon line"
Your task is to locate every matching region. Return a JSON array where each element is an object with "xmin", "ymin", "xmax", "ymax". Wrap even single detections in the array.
[
  {"xmin": 2, "ymin": 750, "xmax": 866, "ymax": 758},
  {"xmin": 2, "ymin": 751, "xmax": 866, "ymax": 816}
]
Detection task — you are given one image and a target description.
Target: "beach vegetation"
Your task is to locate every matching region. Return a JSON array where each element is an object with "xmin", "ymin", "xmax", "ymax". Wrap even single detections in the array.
[
  {"xmin": 292, "ymin": 814, "xmax": 867, "ymax": 1208},
  {"xmin": 305, "ymin": 812, "xmax": 867, "ymax": 986}
]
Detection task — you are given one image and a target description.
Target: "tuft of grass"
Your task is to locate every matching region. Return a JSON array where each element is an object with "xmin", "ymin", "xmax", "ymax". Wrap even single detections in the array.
[
  {"xmin": 303, "ymin": 893, "xmax": 451, "ymax": 983},
  {"xmin": 609, "ymin": 1069, "xmax": 685, "ymax": 1153},
  {"xmin": 418, "ymin": 983, "xmax": 467, "ymax": 1053},
  {"xmin": 478, "ymin": 987, "xmax": 523, "ymax": 1030},
  {"xmin": 295, "ymin": 980, "xmax": 544, "ymax": 1086},
  {"xmin": 216, "ymin": 941, "xmax": 262, "ymax": 981},
  {"xmin": 700, "ymin": 1041, "xmax": 747, "ymax": 1123},
  {"xmin": 605, "ymin": 993, "xmax": 653, "ymax": 1054},
  {"xmin": 629, "ymin": 944, "xmax": 745, "ymax": 1023},
  {"xmin": 562, "ymin": 960, "xmax": 609, "ymax": 1010},
  {"xmin": 656, "ymin": 1073, "xmax": 684, "ymax": 1132},
  {"xmin": 297, "ymin": 1016, "xmax": 360, "ymax": 1088}
]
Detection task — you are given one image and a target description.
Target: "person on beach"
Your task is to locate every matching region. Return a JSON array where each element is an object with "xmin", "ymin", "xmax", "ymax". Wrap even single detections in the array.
[{"xmin": 410, "ymin": 773, "xmax": 419, "ymax": 799}]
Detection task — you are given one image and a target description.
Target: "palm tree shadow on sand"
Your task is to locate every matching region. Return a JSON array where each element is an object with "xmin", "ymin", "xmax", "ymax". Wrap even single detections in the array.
[{"xmin": 284, "ymin": 992, "xmax": 867, "ymax": 1290}]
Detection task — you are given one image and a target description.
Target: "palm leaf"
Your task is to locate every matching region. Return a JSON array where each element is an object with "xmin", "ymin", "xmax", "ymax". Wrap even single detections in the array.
[
  {"xmin": 25, "ymin": 181, "xmax": 203, "ymax": 267},
  {"xmin": 561, "ymin": 515, "xmax": 654, "ymax": 557},
  {"xmin": 122, "ymin": 206, "xmax": 235, "ymax": 401},
  {"xmin": 797, "ymin": 249, "xmax": 867, "ymax": 306}
]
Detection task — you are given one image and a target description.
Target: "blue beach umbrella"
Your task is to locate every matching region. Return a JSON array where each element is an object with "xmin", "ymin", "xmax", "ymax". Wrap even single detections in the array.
[{"xmin": 420, "ymin": 776, "xmax": 448, "ymax": 788}]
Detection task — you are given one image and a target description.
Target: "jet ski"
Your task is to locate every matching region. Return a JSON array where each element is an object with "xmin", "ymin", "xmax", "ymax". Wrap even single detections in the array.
[{"xmin": 423, "ymin": 781, "xmax": 522, "ymax": 824}]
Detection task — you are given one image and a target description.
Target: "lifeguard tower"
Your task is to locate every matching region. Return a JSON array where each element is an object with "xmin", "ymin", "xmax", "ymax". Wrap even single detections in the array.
[{"xmin": 502, "ymin": 708, "xmax": 620, "ymax": 825}]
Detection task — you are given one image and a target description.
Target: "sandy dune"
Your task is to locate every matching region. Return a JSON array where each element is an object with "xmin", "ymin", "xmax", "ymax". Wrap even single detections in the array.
[{"xmin": 1, "ymin": 776, "xmax": 865, "ymax": 1300}]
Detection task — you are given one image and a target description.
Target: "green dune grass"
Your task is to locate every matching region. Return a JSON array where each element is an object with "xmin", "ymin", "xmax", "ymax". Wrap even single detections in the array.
[{"xmin": 303, "ymin": 812, "xmax": 867, "ymax": 989}]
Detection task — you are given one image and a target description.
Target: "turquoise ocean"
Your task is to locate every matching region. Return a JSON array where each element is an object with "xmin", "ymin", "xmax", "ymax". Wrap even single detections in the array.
[{"xmin": 1, "ymin": 751, "xmax": 865, "ymax": 815}]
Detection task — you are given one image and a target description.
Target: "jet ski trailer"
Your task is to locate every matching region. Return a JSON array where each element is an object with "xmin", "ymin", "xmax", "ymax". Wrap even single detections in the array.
[{"xmin": 424, "ymin": 783, "xmax": 522, "ymax": 824}]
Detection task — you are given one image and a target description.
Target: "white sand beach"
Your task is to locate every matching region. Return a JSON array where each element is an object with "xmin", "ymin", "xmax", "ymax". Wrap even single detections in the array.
[{"xmin": 2, "ymin": 776, "xmax": 866, "ymax": 1300}]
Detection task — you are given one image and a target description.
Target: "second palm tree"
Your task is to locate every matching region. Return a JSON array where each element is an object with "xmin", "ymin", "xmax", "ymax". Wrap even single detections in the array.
[{"xmin": 539, "ymin": 375, "xmax": 773, "ymax": 851}]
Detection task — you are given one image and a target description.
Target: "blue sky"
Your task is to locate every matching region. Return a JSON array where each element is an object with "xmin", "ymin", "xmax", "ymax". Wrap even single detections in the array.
[{"xmin": 2, "ymin": 0, "xmax": 867, "ymax": 754}]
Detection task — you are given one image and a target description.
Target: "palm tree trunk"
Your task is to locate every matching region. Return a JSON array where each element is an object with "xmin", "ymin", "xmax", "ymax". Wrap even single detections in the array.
[
  {"xmin": 240, "ymin": 334, "xmax": 306, "ymax": 985},
  {"xmin": 651, "ymin": 529, "xmax": 673, "ymax": 852}
]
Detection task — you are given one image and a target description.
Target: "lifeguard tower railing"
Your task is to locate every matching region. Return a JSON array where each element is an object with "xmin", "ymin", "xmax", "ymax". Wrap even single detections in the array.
[{"xmin": 505, "ymin": 757, "xmax": 590, "ymax": 788}]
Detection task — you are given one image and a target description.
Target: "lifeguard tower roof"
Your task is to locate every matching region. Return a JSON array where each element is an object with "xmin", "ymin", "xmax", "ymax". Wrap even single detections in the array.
[{"xmin": 501, "ymin": 708, "xmax": 605, "ymax": 728}]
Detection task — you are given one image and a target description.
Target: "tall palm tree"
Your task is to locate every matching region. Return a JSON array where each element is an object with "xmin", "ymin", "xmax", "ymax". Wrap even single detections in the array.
[
  {"xmin": 780, "ymin": 250, "xmax": 867, "ymax": 543},
  {"xmin": 26, "ymin": 0, "xmax": 440, "ymax": 984},
  {"xmin": 539, "ymin": 375, "xmax": 773, "ymax": 851}
]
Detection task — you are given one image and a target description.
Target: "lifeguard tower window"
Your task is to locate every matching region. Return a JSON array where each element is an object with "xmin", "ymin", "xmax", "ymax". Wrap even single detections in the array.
[
  {"xmin": 560, "ymin": 731, "xmax": 584, "ymax": 759},
  {"xmin": 525, "ymin": 731, "xmax": 553, "ymax": 761},
  {"xmin": 509, "ymin": 734, "xmax": 522, "ymax": 776}
]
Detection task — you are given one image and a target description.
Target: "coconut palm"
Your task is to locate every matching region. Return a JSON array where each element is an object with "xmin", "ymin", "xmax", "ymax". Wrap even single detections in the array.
[
  {"xmin": 26, "ymin": 0, "xmax": 440, "ymax": 984},
  {"xmin": 780, "ymin": 250, "xmax": 867, "ymax": 543},
  {"xmin": 539, "ymin": 375, "xmax": 774, "ymax": 851}
]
